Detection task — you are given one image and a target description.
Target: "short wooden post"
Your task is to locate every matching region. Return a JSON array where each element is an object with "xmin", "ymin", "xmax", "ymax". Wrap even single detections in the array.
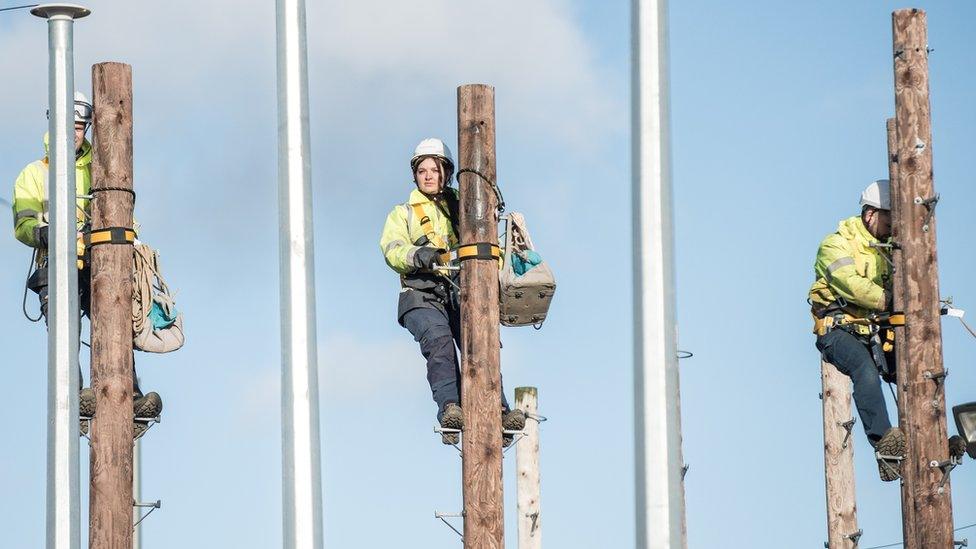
[
  {"xmin": 88, "ymin": 61, "xmax": 135, "ymax": 549},
  {"xmin": 457, "ymin": 83, "xmax": 504, "ymax": 549},
  {"xmin": 515, "ymin": 387, "xmax": 541, "ymax": 549},
  {"xmin": 821, "ymin": 360, "xmax": 859, "ymax": 548}
]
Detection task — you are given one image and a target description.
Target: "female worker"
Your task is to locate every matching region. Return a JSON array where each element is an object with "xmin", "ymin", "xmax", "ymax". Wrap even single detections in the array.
[{"xmin": 379, "ymin": 138, "xmax": 524, "ymax": 445}]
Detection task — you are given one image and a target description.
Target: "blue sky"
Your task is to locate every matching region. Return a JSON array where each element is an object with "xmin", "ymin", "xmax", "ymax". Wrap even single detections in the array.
[{"xmin": 1, "ymin": 1, "xmax": 974, "ymax": 548}]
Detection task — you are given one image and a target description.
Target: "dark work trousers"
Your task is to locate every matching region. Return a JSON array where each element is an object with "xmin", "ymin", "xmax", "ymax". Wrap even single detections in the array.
[
  {"xmin": 28, "ymin": 263, "xmax": 142, "ymax": 395},
  {"xmin": 816, "ymin": 328, "xmax": 892, "ymax": 446},
  {"xmin": 402, "ymin": 304, "xmax": 510, "ymax": 421}
]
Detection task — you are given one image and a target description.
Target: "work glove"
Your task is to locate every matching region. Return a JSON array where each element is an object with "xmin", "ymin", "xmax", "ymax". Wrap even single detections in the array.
[
  {"xmin": 414, "ymin": 246, "xmax": 446, "ymax": 270},
  {"xmin": 33, "ymin": 225, "xmax": 49, "ymax": 249}
]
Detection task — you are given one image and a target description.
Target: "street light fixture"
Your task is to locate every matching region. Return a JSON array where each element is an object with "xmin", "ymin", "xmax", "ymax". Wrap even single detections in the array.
[{"xmin": 952, "ymin": 402, "xmax": 976, "ymax": 459}]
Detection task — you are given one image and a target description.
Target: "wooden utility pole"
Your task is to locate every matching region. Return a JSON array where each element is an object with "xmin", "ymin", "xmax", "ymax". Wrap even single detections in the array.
[
  {"xmin": 515, "ymin": 387, "xmax": 542, "ymax": 549},
  {"xmin": 89, "ymin": 62, "xmax": 135, "ymax": 549},
  {"xmin": 887, "ymin": 116, "xmax": 919, "ymax": 549},
  {"xmin": 890, "ymin": 9, "xmax": 955, "ymax": 548},
  {"xmin": 457, "ymin": 83, "xmax": 504, "ymax": 549},
  {"xmin": 820, "ymin": 361, "xmax": 859, "ymax": 548}
]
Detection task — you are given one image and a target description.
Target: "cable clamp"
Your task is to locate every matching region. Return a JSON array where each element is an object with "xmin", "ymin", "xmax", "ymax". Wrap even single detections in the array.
[
  {"xmin": 86, "ymin": 226, "xmax": 135, "ymax": 247},
  {"xmin": 456, "ymin": 242, "xmax": 501, "ymax": 262}
]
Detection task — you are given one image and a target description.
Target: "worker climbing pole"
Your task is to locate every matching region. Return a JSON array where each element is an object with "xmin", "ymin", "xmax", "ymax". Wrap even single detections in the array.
[
  {"xmin": 889, "ymin": 9, "xmax": 957, "ymax": 548},
  {"xmin": 457, "ymin": 83, "xmax": 505, "ymax": 549}
]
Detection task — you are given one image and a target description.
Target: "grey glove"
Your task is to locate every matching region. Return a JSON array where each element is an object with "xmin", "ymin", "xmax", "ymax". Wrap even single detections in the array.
[
  {"xmin": 414, "ymin": 247, "xmax": 446, "ymax": 269},
  {"xmin": 33, "ymin": 225, "xmax": 49, "ymax": 249}
]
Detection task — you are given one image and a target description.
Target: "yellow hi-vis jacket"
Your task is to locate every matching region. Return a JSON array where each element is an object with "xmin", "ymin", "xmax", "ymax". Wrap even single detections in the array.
[
  {"xmin": 380, "ymin": 188, "xmax": 458, "ymax": 274},
  {"xmin": 12, "ymin": 134, "xmax": 92, "ymax": 252},
  {"xmin": 809, "ymin": 215, "xmax": 890, "ymax": 326}
]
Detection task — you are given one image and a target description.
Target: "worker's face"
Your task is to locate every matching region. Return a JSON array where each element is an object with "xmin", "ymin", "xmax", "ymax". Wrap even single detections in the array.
[
  {"xmin": 865, "ymin": 208, "xmax": 892, "ymax": 240},
  {"xmin": 74, "ymin": 123, "xmax": 87, "ymax": 152},
  {"xmin": 414, "ymin": 157, "xmax": 444, "ymax": 196}
]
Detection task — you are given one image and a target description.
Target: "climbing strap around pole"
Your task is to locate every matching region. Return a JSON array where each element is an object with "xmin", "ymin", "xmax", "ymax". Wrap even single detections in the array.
[
  {"xmin": 456, "ymin": 242, "xmax": 501, "ymax": 262},
  {"xmin": 86, "ymin": 226, "xmax": 136, "ymax": 247},
  {"xmin": 456, "ymin": 168, "xmax": 505, "ymax": 213}
]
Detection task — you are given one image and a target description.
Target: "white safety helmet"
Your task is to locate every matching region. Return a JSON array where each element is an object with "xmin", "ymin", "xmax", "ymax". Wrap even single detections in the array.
[
  {"xmin": 860, "ymin": 179, "xmax": 891, "ymax": 211},
  {"xmin": 410, "ymin": 137, "xmax": 455, "ymax": 175},
  {"xmin": 45, "ymin": 91, "xmax": 93, "ymax": 128},
  {"xmin": 73, "ymin": 91, "xmax": 93, "ymax": 126}
]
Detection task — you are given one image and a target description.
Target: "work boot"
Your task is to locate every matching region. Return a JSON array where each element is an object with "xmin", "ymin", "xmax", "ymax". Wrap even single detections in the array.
[
  {"xmin": 439, "ymin": 403, "xmax": 464, "ymax": 445},
  {"xmin": 949, "ymin": 435, "xmax": 968, "ymax": 460},
  {"xmin": 79, "ymin": 388, "xmax": 96, "ymax": 436},
  {"xmin": 79, "ymin": 388, "xmax": 96, "ymax": 418},
  {"xmin": 875, "ymin": 427, "xmax": 906, "ymax": 482},
  {"xmin": 502, "ymin": 409, "xmax": 526, "ymax": 448},
  {"xmin": 133, "ymin": 392, "xmax": 163, "ymax": 439},
  {"xmin": 133, "ymin": 392, "xmax": 163, "ymax": 419}
]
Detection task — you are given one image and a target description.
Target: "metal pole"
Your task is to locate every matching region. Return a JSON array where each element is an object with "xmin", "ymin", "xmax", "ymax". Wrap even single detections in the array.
[
  {"xmin": 31, "ymin": 5, "xmax": 90, "ymax": 549},
  {"xmin": 275, "ymin": 1, "xmax": 323, "ymax": 548},
  {"xmin": 631, "ymin": 1, "xmax": 687, "ymax": 548}
]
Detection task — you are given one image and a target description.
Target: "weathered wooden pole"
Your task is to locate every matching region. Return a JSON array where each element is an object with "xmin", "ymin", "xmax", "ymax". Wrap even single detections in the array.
[
  {"xmin": 820, "ymin": 361, "xmax": 859, "ymax": 548},
  {"xmin": 891, "ymin": 9, "xmax": 955, "ymax": 548},
  {"xmin": 457, "ymin": 83, "xmax": 504, "ymax": 549},
  {"xmin": 88, "ymin": 62, "xmax": 135, "ymax": 549},
  {"xmin": 887, "ymin": 116, "xmax": 919, "ymax": 549},
  {"xmin": 515, "ymin": 387, "xmax": 541, "ymax": 549}
]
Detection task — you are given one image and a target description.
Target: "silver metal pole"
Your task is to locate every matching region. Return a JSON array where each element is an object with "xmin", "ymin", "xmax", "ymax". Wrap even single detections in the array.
[
  {"xmin": 31, "ymin": 5, "xmax": 90, "ymax": 549},
  {"xmin": 631, "ymin": 1, "xmax": 687, "ymax": 548},
  {"xmin": 275, "ymin": 1, "xmax": 323, "ymax": 548}
]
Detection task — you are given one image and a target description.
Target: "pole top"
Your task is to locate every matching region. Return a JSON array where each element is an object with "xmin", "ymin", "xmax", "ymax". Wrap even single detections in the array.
[{"xmin": 31, "ymin": 3, "xmax": 91, "ymax": 20}]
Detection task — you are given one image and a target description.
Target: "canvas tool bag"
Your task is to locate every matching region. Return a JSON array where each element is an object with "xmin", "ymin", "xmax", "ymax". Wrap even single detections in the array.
[
  {"xmin": 498, "ymin": 212, "xmax": 556, "ymax": 327},
  {"xmin": 132, "ymin": 243, "xmax": 184, "ymax": 353}
]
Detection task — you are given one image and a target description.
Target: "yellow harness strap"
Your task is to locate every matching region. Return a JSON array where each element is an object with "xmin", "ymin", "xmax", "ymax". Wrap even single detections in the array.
[{"xmin": 411, "ymin": 203, "xmax": 452, "ymax": 264}]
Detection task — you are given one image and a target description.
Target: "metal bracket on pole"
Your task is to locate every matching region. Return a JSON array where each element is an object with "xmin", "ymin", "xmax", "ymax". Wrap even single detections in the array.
[
  {"xmin": 929, "ymin": 457, "xmax": 962, "ymax": 494},
  {"xmin": 914, "ymin": 193, "xmax": 940, "ymax": 232},
  {"xmin": 434, "ymin": 511, "xmax": 464, "ymax": 541},
  {"xmin": 839, "ymin": 417, "xmax": 857, "ymax": 449},
  {"xmin": 433, "ymin": 426, "xmax": 527, "ymax": 457},
  {"xmin": 132, "ymin": 500, "xmax": 161, "ymax": 530},
  {"xmin": 955, "ymin": 539, "xmax": 968, "ymax": 547},
  {"xmin": 923, "ymin": 369, "xmax": 948, "ymax": 386},
  {"xmin": 876, "ymin": 452, "xmax": 904, "ymax": 481},
  {"xmin": 845, "ymin": 529, "xmax": 864, "ymax": 544},
  {"xmin": 79, "ymin": 415, "xmax": 160, "ymax": 443}
]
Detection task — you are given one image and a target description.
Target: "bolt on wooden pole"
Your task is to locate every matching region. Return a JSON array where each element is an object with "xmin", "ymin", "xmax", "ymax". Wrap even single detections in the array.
[
  {"xmin": 887, "ymin": 116, "xmax": 919, "ymax": 549},
  {"xmin": 88, "ymin": 62, "xmax": 135, "ymax": 549},
  {"xmin": 457, "ymin": 83, "xmax": 504, "ymax": 549},
  {"xmin": 820, "ymin": 361, "xmax": 859, "ymax": 548},
  {"xmin": 890, "ymin": 9, "xmax": 955, "ymax": 548},
  {"xmin": 515, "ymin": 387, "xmax": 541, "ymax": 549}
]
